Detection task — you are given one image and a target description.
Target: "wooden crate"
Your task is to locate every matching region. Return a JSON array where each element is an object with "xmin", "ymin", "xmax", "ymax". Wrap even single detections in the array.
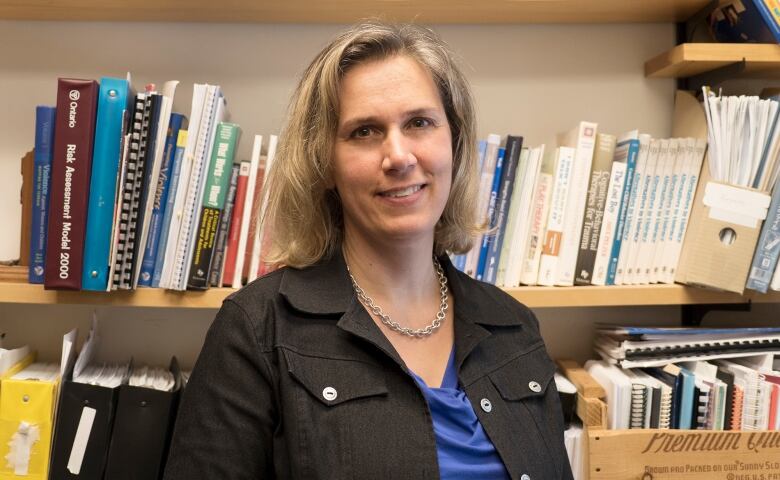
[{"xmin": 558, "ymin": 361, "xmax": 780, "ymax": 480}]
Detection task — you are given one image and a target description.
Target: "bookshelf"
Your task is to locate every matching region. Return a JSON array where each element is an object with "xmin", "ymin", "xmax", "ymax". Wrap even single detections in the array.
[
  {"xmin": 0, "ymin": 0, "xmax": 711, "ymax": 24},
  {"xmin": 645, "ymin": 42, "xmax": 780, "ymax": 78},
  {"xmin": 2, "ymin": 281, "xmax": 779, "ymax": 309}
]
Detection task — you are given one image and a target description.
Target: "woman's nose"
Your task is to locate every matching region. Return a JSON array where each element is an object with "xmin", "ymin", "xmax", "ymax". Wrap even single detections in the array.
[{"xmin": 382, "ymin": 129, "xmax": 417, "ymax": 173}]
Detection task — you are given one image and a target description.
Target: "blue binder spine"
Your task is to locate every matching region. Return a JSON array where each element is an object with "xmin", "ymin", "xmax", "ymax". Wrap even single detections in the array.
[
  {"xmin": 454, "ymin": 140, "xmax": 487, "ymax": 272},
  {"xmin": 138, "ymin": 113, "xmax": 185, "ymax": 287},
  {"xmin": 476, "ymin": 147, "xmax": 505, "ymax": 281},
  {"xmin": 82, "ymin": 77, "xmax": 130, "ymax": 291},
  {"xmin": 29, "ymin": 106, "xmax": 57, "ymax": 283},
  {"xmin": 606, "ymin": 137, "xmax": 639, "ymax": 285}
]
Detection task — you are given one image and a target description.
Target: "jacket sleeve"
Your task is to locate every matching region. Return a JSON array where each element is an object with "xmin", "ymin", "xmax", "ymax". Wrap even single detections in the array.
[{"xmin": 163, "ymin": 299, "xmax": 276, "ymax": 479}]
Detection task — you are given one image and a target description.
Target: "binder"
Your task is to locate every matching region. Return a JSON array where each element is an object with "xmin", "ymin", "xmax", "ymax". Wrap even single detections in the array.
[
  {"xmin": 103, "ymin": 358, "xmax": 182, "ymax": 480},
  {"xmin": 0, "ymin": 354, "xmax": 57, "ymax": 480}
]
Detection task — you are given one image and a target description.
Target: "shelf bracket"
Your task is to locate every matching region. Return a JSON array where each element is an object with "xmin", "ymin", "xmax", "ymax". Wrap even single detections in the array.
[
  {"xmin": 680, "ymin": 300, "xmax": 752, "ymax": 327},
  {"xmin": 685, "ymin": 58, "xmax": 747, "ymax": 92}
]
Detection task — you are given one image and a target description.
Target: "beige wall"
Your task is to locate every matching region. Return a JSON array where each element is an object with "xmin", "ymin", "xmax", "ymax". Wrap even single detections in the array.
[{"xmin": 4, "ymin": 20, "xmax": 764, "ymax": 369}]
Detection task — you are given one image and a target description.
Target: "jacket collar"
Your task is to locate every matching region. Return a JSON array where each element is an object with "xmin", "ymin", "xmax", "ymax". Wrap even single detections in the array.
[{"xmin": 278, "ymin": 249, "xmax": 523, "ymax": 328}]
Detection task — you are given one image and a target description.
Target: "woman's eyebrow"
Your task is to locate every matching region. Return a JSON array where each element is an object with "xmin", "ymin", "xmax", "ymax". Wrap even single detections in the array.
[{"xmin": 339, "ymin": 107, "xmax": 442, "ymax": 131}]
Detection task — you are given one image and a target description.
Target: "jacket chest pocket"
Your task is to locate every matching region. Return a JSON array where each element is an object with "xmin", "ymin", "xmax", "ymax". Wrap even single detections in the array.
[
  {"xmin": 281, "ymin": 349, "xmax": 390, "ymax": 479},
  {"xmin": 485, "ymin": 347, "xmax": 567, "ymax": 479}
]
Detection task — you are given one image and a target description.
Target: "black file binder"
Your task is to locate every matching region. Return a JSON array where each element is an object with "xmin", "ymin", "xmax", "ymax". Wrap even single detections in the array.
[
  {"xmin": 103, "ymin": 357, "xmax": 182, "ymax": 480},
  {"xmin": 50, "ymin": 366, "xmax": 127, "ymax": 479}
]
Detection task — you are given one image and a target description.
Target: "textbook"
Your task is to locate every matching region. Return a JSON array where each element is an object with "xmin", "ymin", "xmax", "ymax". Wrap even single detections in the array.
[{"xmin": 29, "ymin": 106, "xmax": 56, "ymax": 284}]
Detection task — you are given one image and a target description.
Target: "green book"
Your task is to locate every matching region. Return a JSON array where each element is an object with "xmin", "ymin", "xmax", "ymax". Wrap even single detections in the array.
[{"xmin": 187, "ymin": 122, "xmax": 242, "ymax": 289}]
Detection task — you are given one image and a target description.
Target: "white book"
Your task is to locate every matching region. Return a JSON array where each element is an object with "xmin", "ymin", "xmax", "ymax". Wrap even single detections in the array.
[
  {"xmin": 658, "ymin": 138, "xmax": 691, "ymax": 284},
  {"xmin": 248, "ymin": 134, "xmax": 278, "ymax": 282},
  {"xmin": 496, "ymin": 147, "xmax": 529, "ymax": 287},
  {"xmin": 503, "ymin": 145, "xmax": 543, "ymax": 287},
  {"xmin": 649, "ymin": 138, "xmax": 679, "ymax": 284},
  {"xmin": 231, "ymin": 135, "xmax": 263, "ymax": 289},
  {"xmin": 177, "ymin": 93, "xmax": 227, "ymax": 291},
  {"xmin": 168, "ymin": 85, "xmax": 222, "ymax": 290},
  {"xmin": 133, "ymin": 81, "xmax": 178, "ymax": 289},
  {"xmin": 625, "ymin": 137, "xmax": 656, "ymax": 284},
  {"xmin": 520, "ymin": 149, "xmax": 555, "ymax": 286},
  {"xmin": 537, "ymin": 146, "xmax": 575, "ymax": 286},
  {"xmin": 665, "ymin": 138, "xmax": 707, "ymax": 283},
  {"xmin": 591, "ymin": 160, "xmax": 627, "ymax": 285},
  {"xmin": 615, "ymin": 134, "xmax": 651, "ymax": 285},
  {"xmin": 633, "ymin": 139, "xmax": 664, "ymax": 285},
  {"xmin": 639, "ymin": 139, "xmax": 671, "ymax": 284},
  {"xmin": 465, "ymin": 134, "xmax": 502, "ymax": 278},
  {"xmin": 556, "ymin": 121, "xmax": 598, "ymax": 286},
  {"xmin": 160, "ymin": 84, "xmax": 208, "ymax": 288}
]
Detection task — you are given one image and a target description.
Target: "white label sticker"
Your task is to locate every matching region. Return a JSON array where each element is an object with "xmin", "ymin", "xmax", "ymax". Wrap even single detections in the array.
[{"xmin": 67, "ymin": 406, "xmax": 97, "ymax": 474}]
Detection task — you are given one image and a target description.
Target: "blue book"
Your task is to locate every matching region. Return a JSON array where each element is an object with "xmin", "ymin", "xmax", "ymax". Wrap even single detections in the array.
[
  {"xmin": 81, "ymin": 77, "xmax": 130, "ymax": 291},
  {"xmin": 709, "ymin": 0, "xmax": 780, "ymax": 43},
  {"xmin": 454, "ymin": 140, "xmax": 488, "ymax": 273},
  {"xmin": 484, "ymin": 136, "xmax": 522, "ymax": 285},
  {"xmin": 152, "ymin": 130, "xmax": 188, "ymax": 288},
  {"xmin": 476, "ymin": 147, "xmax": 505, "ymax": 281},
  {"xmin": 138, "ymin": 113, "xmax": 186, "ymax": 287},
  {"xmin": 606, "ymin": 135, "xmax": 639, "ymax": 285},
  {"xmin": 677, "ymin": 368, "xmax": 695, "ymax": 429},
  {"xmin": 29, "ymin": 106, "xmax": 56, "ymax": 284}
]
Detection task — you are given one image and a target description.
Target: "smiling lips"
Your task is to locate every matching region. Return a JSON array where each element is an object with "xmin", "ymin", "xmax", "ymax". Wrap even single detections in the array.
[{"xmin": 378, "ymin": 184, "xmax": 425, "ymax": 198}]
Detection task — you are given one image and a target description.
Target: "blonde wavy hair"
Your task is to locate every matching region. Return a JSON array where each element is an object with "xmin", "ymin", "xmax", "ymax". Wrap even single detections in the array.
[{"xmin": 262, "ymin": 21, "xmax": 481, "ymax": 268}]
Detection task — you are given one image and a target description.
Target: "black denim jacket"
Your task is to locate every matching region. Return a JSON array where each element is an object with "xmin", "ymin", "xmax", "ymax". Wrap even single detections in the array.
[{"xmin": 164, "ymin": 252, "xmax": 574, "ymax": 480}]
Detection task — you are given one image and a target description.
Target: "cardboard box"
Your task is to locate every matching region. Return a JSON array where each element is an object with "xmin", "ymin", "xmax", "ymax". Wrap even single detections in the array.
[{"xmin": 675, "ymin": 160, "xmax": 772, "ymax": 294}]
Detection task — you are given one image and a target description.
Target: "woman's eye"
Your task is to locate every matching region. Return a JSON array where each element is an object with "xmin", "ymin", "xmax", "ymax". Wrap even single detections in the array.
[
  {"xmin": 351, "ymin": 127, "xmax": 373, "ymax": 138},
  {"xmin": 409, "ymin": 118, "xmax": 431, "ymax": 129}
]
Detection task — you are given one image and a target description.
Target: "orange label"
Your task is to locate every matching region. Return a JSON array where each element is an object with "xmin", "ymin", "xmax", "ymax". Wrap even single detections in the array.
[{"xmin": 542, "ymin": 230, "xmax": 562, "ymax": 256}]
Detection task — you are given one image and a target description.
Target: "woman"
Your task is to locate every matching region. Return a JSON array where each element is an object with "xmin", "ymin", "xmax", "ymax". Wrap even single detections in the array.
[{"xmin": 164, "ymin": 21, "xmax": 573, "ymax": 480}]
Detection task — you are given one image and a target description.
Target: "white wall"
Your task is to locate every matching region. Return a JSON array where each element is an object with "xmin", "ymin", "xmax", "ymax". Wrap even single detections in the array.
[{"xmin": 4, "ymin": 20, "xmax": 760, "ymax": 369}]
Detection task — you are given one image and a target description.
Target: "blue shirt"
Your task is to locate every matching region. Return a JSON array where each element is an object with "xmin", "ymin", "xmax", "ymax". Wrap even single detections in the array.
[{"xmin": 411, "ymin": 348, "xmax": 511, "ymax": 480}]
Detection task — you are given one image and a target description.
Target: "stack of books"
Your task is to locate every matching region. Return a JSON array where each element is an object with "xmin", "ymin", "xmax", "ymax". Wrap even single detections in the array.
[{"xmin": 27, "ymin": 76, "xmax": 278, "ymax": 291}]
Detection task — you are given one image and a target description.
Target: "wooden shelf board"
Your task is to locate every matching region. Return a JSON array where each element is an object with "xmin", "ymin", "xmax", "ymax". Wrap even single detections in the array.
[
  {"xmin": 1, "ymin": 282, "xmax": 777, "ymax": 309},
  {"xmin": 0, "ymin": 0, "xmax": 710, "ymax": 24},
  {"xmin": 645, "ymin": 43, "xmax": 780, "ymax": 78}
]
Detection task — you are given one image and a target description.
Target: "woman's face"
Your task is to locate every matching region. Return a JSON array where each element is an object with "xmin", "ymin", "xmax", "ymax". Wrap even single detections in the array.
[{"xmin": 332, "ymin": 55, "xmax": 453, "ymax": 250}]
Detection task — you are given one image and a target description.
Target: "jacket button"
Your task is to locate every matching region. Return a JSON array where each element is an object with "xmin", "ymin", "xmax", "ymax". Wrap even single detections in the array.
[
  {"xmin": 521, "ymin": 475, "xmax": 531, "ymax": 480},
  {"xmin": 480, "ymin": 398, "xmax": 492, "ymax": 413},
  {"xmin": 322, "ymin": 387, "xmax": 338, "ymax": 401},
  {"xmin": 528, "ymin": 381, "xmax": 541, "ymax": 393}
]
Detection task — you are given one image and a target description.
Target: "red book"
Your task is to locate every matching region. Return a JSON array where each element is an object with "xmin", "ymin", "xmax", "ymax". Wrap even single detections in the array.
[
  {"xmin": 44, "ymin": 78, "xmax": 99, "ymax": 290},
  {"xmin": 221, "ymin": 161, "xmax": 250, "ymax": 286}
]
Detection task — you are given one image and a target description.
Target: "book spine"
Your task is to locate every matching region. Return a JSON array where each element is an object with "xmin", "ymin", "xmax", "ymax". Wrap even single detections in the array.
[
  {"xmin": 232, "ymin": 135, "xmax": 263, "ymax": 288},
  {"xmin": 44, "ymin": 78, "xmax": 99, "ymax": 290},
  {"xmin": 497, "ymin": 145, "xmax": 529, "ymax": 287},
  {"xmin": 82, "ymin": 77, "xmax": 130, "ymax": 291},
  {"xmin": 668, "ymin": 139, "xmax": 705, "ymax": 283},
  {"xmin": 520, "ymin": 169, "xmax": 553, "ymax": 286},
  {"xmin": 29, "ymin": 106, "xmax": 56, "ymax": 284},
  {"xmin": 556, "ymin": 121, "xmax": 598, "ymax": 286},
  {"xmin": 615, "ymin": 135, "xmax": 649, "ymax": 285},
  {"xmin": 505, "ymin": 147, "xmax": 542, "ymax": 287},
  {"xmin": 476, "ymin": 147, "xmax": 506, "ymax": 282},
  {"xmin": 152, "ymin": 130, "xmax": 188, "ymax": 288},
  {"xmin": 606, "ymin": 138, "xmax": 639, "ymax": 285},
  {"xmin": 138, "ymin": 112, "xmax": 185, "ymax": 287},
  {"xmin": 574, "ymin": 134, "xmax": 615, "ymax": 285},
  {"xmin": 537, "ymin": 147, "xmax": 575, "ymax": 286},
  {"xmin": 591, "ymin": 161, "xmax": 627, "ymax": 285},
  {"xmin": 221, "ymin": 161, "xmax": 250, "ymax": 287},
  {"xmin": 188, "ymin": 122, "xmax": 241, "ymax": 290},
  {"xmin": 652, "ymin": 139, "xmax": 680, "ymax": 283},
  {"xmin": 747, "ymin": 173, "xmax": 780, "ymax": 292},
  {"xmin": 485, "ymin": 137, "xmax": 522, "ymax": 285},
  {"xmin": 465, "ymin": 134, "xmax": 501, "ymax": 278},
  {"xmin": 210, "ymin": 163, "xmax": 240, "ymax": 286}
]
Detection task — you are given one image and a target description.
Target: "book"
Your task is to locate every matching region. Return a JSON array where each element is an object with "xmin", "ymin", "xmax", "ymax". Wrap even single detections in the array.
[
  {"xmin": 746, "ymin": 172, "xmax": 780, "ymax": 292},
  {"xmin": 138, "ymin": 112, "xmax": 186, "ymax": 287},
  {"xmin": 221, "ymin": 160, "xmax": 250, "ymax": 287},
  {"xmin": 82, "ymin": 77, "xmax": 131, "ymax": 291},
  {"xmin": 496, "ymin": 144, "xmax": 528, "ymax": 286},
  {"xmin": 188, "ymin": 122, "xmax": 241, "ymax": 289},
  {"xmin": 476, "ymin": 147, "xmax": 505, "ymax": 281},
  {"xmin": 504, "ymin": 146, "xmax": 542, "ymax": 287},
  {"xmin": 234, "ymin": 135, "xmax": 263, "ymax": 287},
  {"xmin": 557, "ymin": 121, "xmax": 598, "ymax": 286},
  {"xmin": 29, "ymin": 106, "xmax": 56, "ymax": 284},
  {"xmin": 606, "ymin": 131, "xmax": 640, "ymax": 285},
  {"xmin": 615, "ymin": 134, "xmax": 651, "ymax": 285},
  {"xmin": 574, "ymin": 133, "xmax": 616, "ymax": 285},
  {"xmin": 708, "ymin": 0, "xmax": 780, "ymax": 43},
  {"xmin": 249, "ymin": 135, "xmax": 278, "ymax": 281},
  {"xmin": 591, "ymin": 153, "xmax": 628, "ymax": 286},
  {"xmin": 519, "ymin": 148, "xmax": 555, "ymax": 286},
  {"xmin": 44, "ymin": 78, "xmax": 99, "ymax": 290},
  {"xmin": 465, "ymin": 134, "xmax": 501, "ymax": 278},
  {"xmin": 647, "ymin": 138, "xmax": 677, "ymax": 283},
  {"xmin": 537, "ymin": 146, "xmax": 575, "ymax": 286},
  {"xmin": 483, "ymin": 137, "xmax": 522, "ymax": 285},
  {"xmin": 210, "ymin": 163, "xmax": 240, "ymax": 287}
]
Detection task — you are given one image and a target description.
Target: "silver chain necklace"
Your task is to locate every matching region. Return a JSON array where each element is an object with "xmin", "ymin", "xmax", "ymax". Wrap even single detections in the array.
[{"xmin": 346, "ymin": 256, "xmax": 449, "ymax": 338}]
